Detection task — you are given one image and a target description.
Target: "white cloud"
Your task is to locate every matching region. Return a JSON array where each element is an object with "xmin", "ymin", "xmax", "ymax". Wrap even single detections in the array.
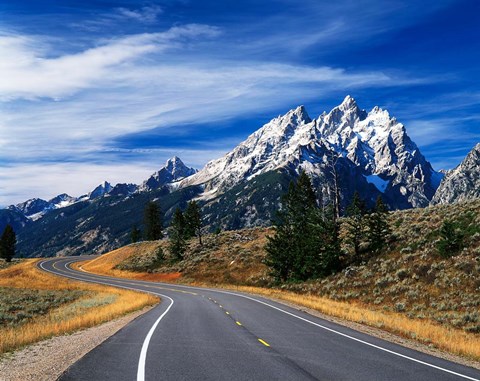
[
  {"xmin": 0, "ymin": 25, "xmax": 220, "ymax": 100},
  {"xmin": 115, "ymin": 5, "xmax": 163, "ymax": 23}
]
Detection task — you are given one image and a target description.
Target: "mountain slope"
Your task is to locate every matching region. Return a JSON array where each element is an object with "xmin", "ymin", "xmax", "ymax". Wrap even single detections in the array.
[{"xmin": 432, "ymin": 143, "xmax": 480, "ymax": 204}]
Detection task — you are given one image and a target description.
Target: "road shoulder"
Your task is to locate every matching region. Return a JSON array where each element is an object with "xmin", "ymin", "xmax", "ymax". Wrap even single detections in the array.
[{"xmin": 0, "ymin": 306, "xmax": 154, "ymax": 381}]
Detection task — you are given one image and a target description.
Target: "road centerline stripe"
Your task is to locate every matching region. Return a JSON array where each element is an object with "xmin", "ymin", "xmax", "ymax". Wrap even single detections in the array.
[{"xmin": 258, "ymin": 339, "xmax": 270, "ymax": 347}]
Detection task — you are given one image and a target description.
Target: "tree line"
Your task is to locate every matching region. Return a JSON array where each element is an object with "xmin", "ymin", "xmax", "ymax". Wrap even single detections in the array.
[{"xmin": 265, "ymin": 171, "xmax": 391, "ymax": 283}]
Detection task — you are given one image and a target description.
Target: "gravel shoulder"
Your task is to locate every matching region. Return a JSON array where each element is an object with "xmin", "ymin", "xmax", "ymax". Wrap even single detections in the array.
[{"xmin": 0, "ymin": 306, "xmax": 154, "ymax": 381}]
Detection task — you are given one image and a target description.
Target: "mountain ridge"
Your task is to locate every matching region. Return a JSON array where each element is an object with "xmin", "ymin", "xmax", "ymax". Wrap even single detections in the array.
[{"xmin": 2, "ymin": 95, "xmax": 479, "ymax": 257}]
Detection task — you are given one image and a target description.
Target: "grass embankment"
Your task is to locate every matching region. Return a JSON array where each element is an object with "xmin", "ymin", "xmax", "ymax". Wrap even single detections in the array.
[
  {"xmin": 75, "ymin": 201, "xmax": 480, "ymax": 361},
  {"xmin": 0, "ymin": 259, "xmax": 158, "ymax": 354}
]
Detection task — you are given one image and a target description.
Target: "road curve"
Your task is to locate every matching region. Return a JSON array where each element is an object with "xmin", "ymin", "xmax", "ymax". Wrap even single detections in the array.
[{"xmin": 38, "ymin": 257, "xmax": 480, "ymax": 381}]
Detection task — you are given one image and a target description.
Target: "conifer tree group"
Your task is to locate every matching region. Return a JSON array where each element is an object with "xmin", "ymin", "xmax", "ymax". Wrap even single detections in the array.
[
  {"xmin": 265, "ymin": 172, "xmax": 341, "ymax": 282},
  {"xmin": 168, "ymin": 201, "xmax": 203, "ymax": 261},
  {"xmin": 266, "ymin": 172, "xmax": 391, "ymax": 282}
]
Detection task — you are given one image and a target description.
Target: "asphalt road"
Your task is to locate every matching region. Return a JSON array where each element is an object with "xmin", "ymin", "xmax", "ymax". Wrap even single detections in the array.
[{"xmin": 38, "ymin": 257, "xmax": 480, "ymax": 381}]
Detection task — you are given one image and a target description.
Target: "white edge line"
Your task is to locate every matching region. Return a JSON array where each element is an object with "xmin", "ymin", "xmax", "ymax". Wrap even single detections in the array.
[
  {"xmin": 137, "ymin": 298, "xmax": 173, "ymax": 381},
  {"xmin": 38, "ymin": 258, "xmax": 174, "ymax": 381},
  {"xmin": 40, "ymin": 257, "xmax": 480, "ymax": 381}
]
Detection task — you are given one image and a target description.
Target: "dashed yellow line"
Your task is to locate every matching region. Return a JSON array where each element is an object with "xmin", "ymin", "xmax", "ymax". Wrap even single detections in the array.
[
  {"xmin": 225, "ymin": 311, "xmax": 230, "ymax": 315},
  {"xmin": 258, "ymin": 339, "xmax": 270, "ymax": 347},
  {"xmin": 236, "ymin": 321, "xmax": 242, "ymax": 326}
]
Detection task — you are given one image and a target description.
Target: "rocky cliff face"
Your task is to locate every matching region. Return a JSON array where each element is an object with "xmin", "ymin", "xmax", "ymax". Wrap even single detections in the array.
[{"xmin": 432, "ymin": 143, "xmax": 480, "ymax": 204}]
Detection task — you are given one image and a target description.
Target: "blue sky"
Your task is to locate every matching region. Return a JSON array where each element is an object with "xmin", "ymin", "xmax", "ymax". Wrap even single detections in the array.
[{"xmin": 1, "ymin": 0, "xmax": 479, "ymax": 206}]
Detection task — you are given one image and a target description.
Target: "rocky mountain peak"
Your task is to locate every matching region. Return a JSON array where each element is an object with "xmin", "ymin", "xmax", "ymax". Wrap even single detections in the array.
[
  {"xmin": 164, "ymin": 156, "xmax": 195, "ymax": 179},
  {"xmin": 140, "ymin": 156, "xmax": 197, "ymax": 192},
  {"xmin": 432, "ymin": 143, "xmax": 480, "ymax": 205},
  {"xmin": 89, "ymin": 181, "xmax": 113, "ymax": 200}
]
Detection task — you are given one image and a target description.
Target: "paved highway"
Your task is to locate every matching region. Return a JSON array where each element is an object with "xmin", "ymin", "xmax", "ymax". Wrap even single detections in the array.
[{"xmin": 38, "ymin": 257, "xmax": 480, "ymax": 381}]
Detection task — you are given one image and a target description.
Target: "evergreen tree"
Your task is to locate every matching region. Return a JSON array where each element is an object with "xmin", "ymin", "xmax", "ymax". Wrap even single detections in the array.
[
  {"xmin": 367, "ymin": 196, "xmax": 390, "ymax": 256},
  {"xmin": 437, "ymin": 219, "xmax": 463, "ymax": 258},
  {"xmin": 169, "ymin": 208, "xmax": 187, "ymax": 260},
  {"xmin": 130, "ymin": 225, "xmax": 141, "ymax": 243},
  {"xmin": 345, "ymin": 191, "xmax": 367, "ymax": 264},
  {"xmin": 144, "ymin": 201, "xmax": 163, "ymax": 241},
  {"xmin": 318, "ymin": 205, "xmax": 342, "ymax": 276},
  {"xmin": 184, "ymin": 200, "xmax": 203, "ymax": 244},
  {"xmin": 0, "ymin": 224, "xmax": 16, "ymax": 262},
  {"xmin": 266, "ymin": 171, "xmax": 346, "ymax": 282}
]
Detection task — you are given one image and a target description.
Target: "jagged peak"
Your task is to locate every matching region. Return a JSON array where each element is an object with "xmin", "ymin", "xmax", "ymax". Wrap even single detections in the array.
[
  {"xmin": 273, "ymin": 105, "xmax": 311, "ymax": 126},
  {"xmin": 339, "ymin": 95, "xmax": 357, "ymax": 110},
  {"xmin": 163, "ymin": 156, "xmax": 197, "ymax": 177},
  {"xmin": 101, "ymin": 181, "xmax": 112, "ymax": 189},
  {"xmin": 166, "ymin": 155, "xmax": 182, "ymax": 165}
]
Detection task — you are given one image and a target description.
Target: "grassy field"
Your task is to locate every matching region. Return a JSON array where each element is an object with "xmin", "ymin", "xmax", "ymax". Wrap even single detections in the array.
[
  {"xmin": 75, "ymin": 200, "xmax": 480, "ymax": 361},
  {"xmin": 0, "ymin": 259, "xmax": 158, "ymax": 355}
]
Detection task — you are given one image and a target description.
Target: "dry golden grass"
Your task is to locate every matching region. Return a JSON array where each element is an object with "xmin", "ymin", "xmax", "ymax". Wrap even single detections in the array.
[
  {"xmin": 0, "ymin": 260, "xmax": 158, "ymax": 354},
  {"xmin": 76, "ymin": 243, "xmax": 181, "ymax": 282}
]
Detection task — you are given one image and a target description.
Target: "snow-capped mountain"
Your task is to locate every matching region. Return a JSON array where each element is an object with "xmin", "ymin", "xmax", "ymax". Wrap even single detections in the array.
[
  {"xmin": 140, "ymin": 156, "xmax": 197, "ymax": 192},
  {"xmin": 88, "ymin": 181, "xmax": 113, "ymax": 200},
  {"xmin": 432, "ymin": 143, "xmax": 480, "ymax": 204},
  {"xmin": 49, "ymin": 193, "xmax": 77, "ymax": 207},
  {"xmin": 12, "ymin": 193, "xmax": 78, "ymax": 221},
  {"xmin": 182, "ymin": 96, "xmax": 441, "ymax": 209},
  {"xmin": 15, "ymin": 198, "xmax": 52, "ymax": 217},
  {"xmin": 317, "ymin": 96, "xmax": 443, "ymax": 207}
]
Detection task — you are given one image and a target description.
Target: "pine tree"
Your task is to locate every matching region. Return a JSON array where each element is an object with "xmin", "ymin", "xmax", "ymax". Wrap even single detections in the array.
[
  {"xmin": 169, "ymin": 208, "xmax": 187, "ymax": 260},
  {"xmin": 345, "ymin": 191, "xmax": 367, "ymax": 264},
  {"xmin": 130, "ymin": 225, "xmax": 141, "ymax": 243},
  {"xmin": 266, "ymin": 171, "xmax": 320, "ymax": 282},
  {"xmin": 318, "ymin": 205, "xmax": 342, "ymax": 276},
  {"xmin": 437, "ymin": 219, "xmax": 463, "ymax": 258},
  {"xmin": 144, "ymin": 201, "xmax": 163, "ymax": 241},
  {"xmin": 0, "ymin": 225, "xmax": 16, "ymax": 262},
  {"xmin": 367, "ymin": 196, "xmax": 390, "ymax": 256},
  {"xmin": 184, "ymin": 200, "xmax": 202, "ymax": 244}
]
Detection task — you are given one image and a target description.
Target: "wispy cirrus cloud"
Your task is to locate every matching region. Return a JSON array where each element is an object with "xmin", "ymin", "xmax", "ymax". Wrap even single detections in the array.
[
  {"xmin": 0, "ymin": 24, "xmax": 220, "ymax": 100},
  {"xmin": 115, "ymin": 5, "xmax": 163, "ymax": 23}
]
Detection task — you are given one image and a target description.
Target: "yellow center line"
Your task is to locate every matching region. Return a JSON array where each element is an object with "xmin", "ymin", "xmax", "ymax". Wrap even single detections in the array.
[
  {"xmin": 225, "ymin": 311, "xmax": 230, "ymax": 315},
  {"xmin": 258, "ymin": 339, "xmax": 270, "ymax": 347},
  {"xmin": 219, "ymin": 305, "xmax": 223, "ymax": 308},
  {"xmin": 236, "ymin": 321, "xmax": 242, "ymax": 326}
]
